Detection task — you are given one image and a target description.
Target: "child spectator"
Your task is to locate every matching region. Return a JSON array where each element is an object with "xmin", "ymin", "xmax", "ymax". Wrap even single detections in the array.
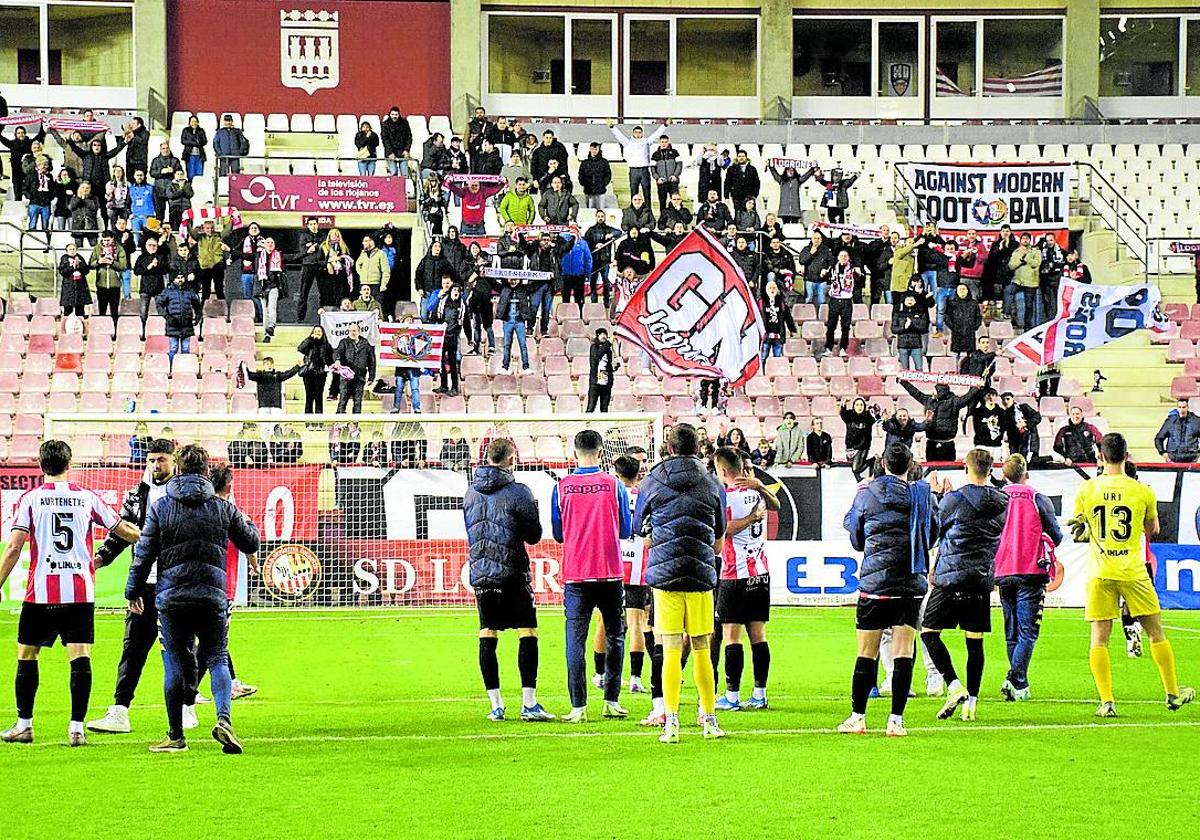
[
  {"xmin": 750, "ymin": 439, "xmax": 777, "ymax": 468},
  {"xmin": 243, "ymin": 356, "xmax": 301, "ymax": 418},
  {"xmin": 806, "ymin": 418, "xmax": 833, "ymax": 468},
  {"xmin": 57, "ymin": 242, "xmax": 91, "ymax": 317},
  {"xmin": 840, "ymin": 397, "xmax": 876, "ymax": 480},
  {"xmin": 586, "ymin": 328, "xmax": 617, "ymax": 413}
]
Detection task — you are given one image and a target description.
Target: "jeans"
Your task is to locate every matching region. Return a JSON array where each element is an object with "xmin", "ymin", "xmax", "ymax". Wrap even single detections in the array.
[
  {"xmin": 999, "ymin": 580, "xmax": 1046, "ymax": 690},
  {"xmin": 159, "ymin": 603, "xmax": 231, "ymax": 739},
  {"xmin": 130, "ymin": 214, "xmax": 148, "ymax": 245},
  {"xmin": 529, "ymin": 284, "xmax": 553, "ymax": 335},
  {"xmin": 564, "ymin": 580, "xmax": 625, "ymax": 707},
  {"xmin": 241, "ymin": 273, "xmax": 263, "ymax": 321},
  {"xmin": 502, "ymin": 319, "xmax": 529, "ymax": 370},
  {"xmin": 386, "ymin": 158, "xmax": 410, "ymax": 178},
  {"xmin": 358, "ymin": 160, "xmax": 376, "ymax": 176},
  {"xmin": 805, "ymin": 281, "xmax": 826, "ymax": 308},
  {"xmin": 1013, "ymin": 286, "xmax": 1037, "ymax": 332},
  {"xmin": 898, "ymin": 347, "xmax": 924, "ymax": 371},
  {"xmin": 185, "ymin": 155, "xmax": 204, "ymax": 181},
  {"xmin": 470, "ymin": 309, "xmax": 495, "ymax": 351},
  {"xmin": 921, "ymin": 270, "xmax": 937, "ymax": 288},
  {"xmin": 263, "ymin": 287, "xmax": 280, "ymax": 334},
  {"xmin": 421, "ymin": 289, "xmax": 440, "ymax": 322},
  {"xmin": 121, "ymin": 270, "xmax": 132, "ymax": 299},
  {"xmin": 761, "ymin": 339, "xmax": 784, "ymax": 362},
  {"xmin": 935, "ymin": 286, "xmax": 954, "ymax": 332},
  {"xmin": 628, "ymin": 167, "xmax": 651, "ymax": 206},
  {"xmin": 1002, "ymin": 282, "xmax": 1018, "ymax": 316},
  {"xmin": 167, "ymin": 335, "xmax": 191, "ymax": 362},
  {"xmin": 139, "ymin": 293, "xmax": 153, "ymax": 329},
  {"xmin": 337, "ymin": 378, "xmax": 366, "ymax": 413},
  {"xmin": 27, "ymin": 203, "xmax": 51, "ymax": 233},
  {"xmin": 460, "ymin": 221, "xmax": 486, "ymax": 237},
  {"xmin": 394, "ymin": 367, "xmax": 422, "ymax": 412}
]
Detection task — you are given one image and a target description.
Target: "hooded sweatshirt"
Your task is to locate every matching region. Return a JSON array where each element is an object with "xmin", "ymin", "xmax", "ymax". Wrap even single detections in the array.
[
  {"xmin": 933, "ymin": 483, "xmax": 1010, "ymax": 592},
  {"xmin": 633, "ymin": 456, "xmax": 726, "ymax": 592}
]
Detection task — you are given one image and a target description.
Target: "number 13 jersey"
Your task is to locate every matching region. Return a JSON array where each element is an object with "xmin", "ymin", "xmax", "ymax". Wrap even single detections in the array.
[
  {"xmin": 11, "ymin": 482, "xmax": 119, "ymax": 604},
  {"xmin": 721, "ymin": 487, "xmax": 769, "ymax": 580},
  {"xmin": 1074, "ymin": 473, "xmax": 1157, "ymax": 582}
]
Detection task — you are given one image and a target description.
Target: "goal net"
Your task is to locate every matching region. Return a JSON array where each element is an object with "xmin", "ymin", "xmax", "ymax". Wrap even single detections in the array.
[{"xmin": 33, "ymin": 412, "xmax": 663, "ymax": 610}]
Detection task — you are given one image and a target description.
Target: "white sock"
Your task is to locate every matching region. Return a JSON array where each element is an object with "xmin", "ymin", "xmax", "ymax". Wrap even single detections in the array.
[
  {"xmin": 521, "ymin": 688, "xmax": 536, "ymax": 707},
  {"xmin": 572, "ymin": 706, "xmax": 587, "ymax": 715},
  {"xmin": 17, "ymin": 717, "xmax": 32, "ymax": 730},
  {"xmin": 653, "ymin": 697, "xmax": 666, "ymax": 716},
  {"xmin": 486, "ymin": 689, "xmax": 502, "ymax": 709},
  {"xmin": 751, "ymin": 687, "xmax": 766, "ymax": 701},
  {"xmin": 948, "ymin": 679, "xmax": 964, "ymax": 694},
  {"xmin": 888, "ymin": 713, "xmax": 904, "ymax": 727},
  {"xmin": 68, "ymin": 720, "xmax": 84, "ymax": 735},
  {"xmin": 725, "ymin": 691, "xmax": 740, "ymax": 704},
  {"xmin": 849, "ymin": 712, "xmax": 865, "ymax": 723},
  {"xmin": 183, "ymin": 704, "xmax": 195, "ymax": 715}
]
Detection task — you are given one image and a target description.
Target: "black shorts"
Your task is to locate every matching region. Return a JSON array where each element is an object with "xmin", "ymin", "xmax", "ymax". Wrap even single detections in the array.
[
  {"xmin": 18, "ymin": 602, "xmax": 95, "ymax": 647},
  {"xmin": 716, "ymin": 575, "xmax": 771, "ymax": 625},
  {"xmin": 475, "ymin": 578, "xmax": 537, "ymax": 631},
  {"xmin": 922, "ymin": 586, "xmax": 991, "ymax": 633},
  {"xmin": 624, "ymin": 584, "xmax": 652, "ymax": 611},
  {"xmin": 855, "ymin": 595, "xmax": 921, "ymax": 631}
]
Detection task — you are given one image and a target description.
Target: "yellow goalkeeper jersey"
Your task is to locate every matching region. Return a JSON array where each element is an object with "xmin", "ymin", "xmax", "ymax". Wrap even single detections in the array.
[{"xmin": 1073, "ymin": 474, "xmax": 1157, "ymax": 581}]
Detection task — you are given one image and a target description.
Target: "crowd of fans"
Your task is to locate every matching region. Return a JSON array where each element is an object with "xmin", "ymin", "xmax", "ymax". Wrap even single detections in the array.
[{"xmin": 0, "ymin": 104, "xmax": 1110, "ymax": 467}]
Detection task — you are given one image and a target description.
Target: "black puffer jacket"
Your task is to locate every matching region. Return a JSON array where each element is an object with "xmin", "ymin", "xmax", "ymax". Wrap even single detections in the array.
[
  {"xmin": 901, "ymin": 381, "xmax": 979, "ymax": 443},
  {"xmin": 933, "ymin": 484, "xmax": 1009, "ymax": 592},
  {"xmin": 127, "ymin": 474, "xmax": 261, "ymax": 610},
  {"xmin": 845, "ymin": 475, "xmax": 939, "ymax": 597},
  {"xmin": 463, "ymin": 465, "xmax": 542, "ymax": 588},
  {"xmin": 891, "ymin": 301, "xmax": 929, "ymax": 351},
  {"xmin": 634, "ymin": 456, "xmax": 726, "ymax": 592}
]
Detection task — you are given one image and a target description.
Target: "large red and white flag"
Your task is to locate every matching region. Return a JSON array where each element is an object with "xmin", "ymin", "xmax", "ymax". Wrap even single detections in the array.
[
  {"xmin": 377, "ymin": 322, "xmax": 446, "ymax": 371},
  {"xmin": 614, "ymin": 227, "xmax": 764, "ymax": 387},
  {"xmin": 1005, "ymin": 280, "xmax": 1171, "ymax": 366}
]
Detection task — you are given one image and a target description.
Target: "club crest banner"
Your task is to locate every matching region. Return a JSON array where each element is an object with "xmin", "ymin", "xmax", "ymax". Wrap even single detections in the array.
[
  {"xmin": 1004, "ymin": 280, "xmax": 1171, "ymax": 365},
  {"xmin": 613, "ymin": 227, "xmax": 764, "ymax": 386}
]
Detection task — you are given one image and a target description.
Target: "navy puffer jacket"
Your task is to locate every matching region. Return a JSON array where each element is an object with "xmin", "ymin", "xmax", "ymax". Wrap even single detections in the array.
[
  {"xmin": 127, "ymin": 474, "xmax": 261, "ymax": 610},
  {"xmin": 933, "ymin": 483, "xmax": 1009, "ymax": 592},
  {"xmin": 634, "ymin": 456, "xmax": 726, "ymax": 592},
  {"xmin": 464, "ymin": 465, "xmax": 542, "ymax": 588},
  {"xmin": 845, "ymin": 475, "xmax": 939, "ymax": 597}
]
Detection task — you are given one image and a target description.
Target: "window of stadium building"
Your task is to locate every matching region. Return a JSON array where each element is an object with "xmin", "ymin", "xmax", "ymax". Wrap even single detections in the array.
[
  {"xmin": 932, "ymin": 15, "xmax": 1063, "ymax": 118},
  {"xmin": 1100, "ymin": 16, "xmax": 1180, "ymax": 98},
  {"xmin": 483, "ymin": 12, "xmax": 618, "ymax": 116},
  {"xmin": 792, "ymin": 16, "xmax": 924, "ymax": 118},
  {"xmin": 0, "ymin": 1, "xmax": 134, "ymax": 106}
]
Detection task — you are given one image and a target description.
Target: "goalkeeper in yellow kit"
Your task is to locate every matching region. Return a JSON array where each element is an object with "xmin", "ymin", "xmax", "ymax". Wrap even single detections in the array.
[{"xmin": 1071, "ymin": 432, "xmax": 1194, "ymax": 717}]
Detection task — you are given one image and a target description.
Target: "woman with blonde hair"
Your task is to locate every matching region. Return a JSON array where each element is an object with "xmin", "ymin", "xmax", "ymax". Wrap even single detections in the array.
[{"xmin": 320, "ymin": 227, "xmax": 352, "ymax": 307}]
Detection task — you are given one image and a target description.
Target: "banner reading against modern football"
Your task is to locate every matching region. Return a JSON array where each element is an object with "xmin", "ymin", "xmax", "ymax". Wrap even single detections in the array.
[
  {"xmin": 320, "ymin": 309, "xmax": 379, "ymax": 348},
  {"xmin": 377, "ymin": 321, "xmax": 445, "ymax": 371},
  {"xmin": 901, "ymin": 161, "xmax": 1072, "ymax": 245},
  {"xmin": 613, "ymin": 226, "xmax": 764, "ymax": 386},
  {"xmin": 1004, "ymin": 280, "xmax": 1171, "ymax": 365}
]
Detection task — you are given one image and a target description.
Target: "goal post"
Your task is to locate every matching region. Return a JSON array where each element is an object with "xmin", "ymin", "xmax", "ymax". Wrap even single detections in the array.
[{"xmin": 37, "ymin": 412, "xmax": 664, "ymax": 610}]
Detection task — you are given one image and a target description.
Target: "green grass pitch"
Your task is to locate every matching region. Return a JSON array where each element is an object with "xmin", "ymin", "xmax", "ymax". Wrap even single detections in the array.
[{"xmin": 3, "ymin": 607, "xmax": 1200, "ymax": 839}]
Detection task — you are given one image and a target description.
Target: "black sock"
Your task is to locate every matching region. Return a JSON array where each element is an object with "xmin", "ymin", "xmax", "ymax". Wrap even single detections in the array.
[
  {"xmin": 650, "ymin": 644, "xmax": 664, "ymax": 700},
  {"xmin": 593, "ymin": 651, "xmax": 605, "ymax": 676},
  {"xmin": 517, "ymin": 636, "xmax": 537, "ymax": 690},
  {"xmin": 922, "ymin": 632, "xmax": 958, "ymax": 684},
  {"xmin": 478, "ymin": 637, "xmax": 500, "ymax": 691},
  {"xmin": 69, "ymin": 657, "xmax": 91, "ymax": 723},
  {"xmin": 1121, "ymin": 610, "xmax": 1134, "ymax": 629},
  {"xmin": 15, "ymin": 660, "xmax": 38, "ymax": 720},
  {"xmin": 891, "ymin": 657, "xmax": 914, "ymax": 717},
  {"xmin": 965, "ymin": 637, "xmax": 985, "ymax": 697},
  {"xmin": 680, "ymin": 642, "xmax": 691, "ymax": 670},
  {"xmin": 710, "ymin": 628, "xmax": 722, "ymax": 676},
  {"xmin": 751, "ymin": 641, "xmax": 771, "ymax": 689},
  {"xmin": 724, "ymin": 643, "xmax": 745, "ymax": 694},
  {"xmin": 852, "ymin": 656, "xmax": 877, "ymax": 715},
  {"xmin": 630, "ymin": 651, "xmax": 645, "ymax": 679}
]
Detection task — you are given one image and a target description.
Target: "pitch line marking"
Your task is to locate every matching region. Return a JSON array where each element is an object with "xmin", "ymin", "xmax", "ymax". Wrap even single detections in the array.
[{"xmin": 24, "ymin": 719, "xmax": 1200, "ymax": 748}]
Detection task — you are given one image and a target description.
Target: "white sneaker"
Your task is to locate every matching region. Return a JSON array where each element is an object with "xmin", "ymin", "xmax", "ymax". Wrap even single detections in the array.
[
  {"xmin": 659, "ymin": 715, "xmax": 680, "ymax": 744},
  {"xmin": 886, "ymin": 719, "xmax": 908, "ymax": 738},
  {"xmin": 629, "ymin": 676, "xmax": 646, "ymax": 694},
  {"xmin": 87, "ymin": 705, "xmax": 131, "ymax": 734},
  {"xmin": 837, "ymin": 714, "xmax": 867, "ymax": 735},
  {"xmin": 561, "ymin": 707, "xmax": 588, "ymax": 724},
  {"xmin": 879, "ymin": 680, "xmax": 893, "ymax": 697},
  {"xmin": 181, "ymin": 705, "xmax": 199, "ymax": 731},
  {"xmin": 926, "ymin": 675, "xmax": 946, "ymax": 697},
  {"xmin": 701, "ymin": 715, "xmax": 726, "ymax": 739},
  {"xmin": 194, "ymin": 693, "xmax": 212, "ymax": 706},
  {"xmin": 231, "ymin": 679, "xmax": 258, "ymax": 700}
]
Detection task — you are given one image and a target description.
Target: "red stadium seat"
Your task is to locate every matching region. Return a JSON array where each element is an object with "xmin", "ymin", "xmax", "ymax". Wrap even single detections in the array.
[
  {"xmin": 27, "ymin": 333, "xmax": 54, "ymax": 355},
  {"xmin": 496, "ymin": 395, "xmax": 524, "ymax": 414},
  {"xmin": 801, "ymin": 376, "xmax": 829, "ymax": 397},
  {"xmin": 773, "ymin": 377, "xmax": 800, "ymax": 397},
  {"xmin": 555, "ymin": 394, "xmax": 582, "ymax": 413},
  {"xmin": 745, "ymin": 377, "xmax": 773, "ymax": 398},
  {"xmin": 47, "ymin": 392, "xmax": 77, "ymax": 413},
  {"xmin": 1168, "ymin": 340, "xmax": 1196, "ymax": 363},
  {"xmin": 1171, "ymin": 376, "xmax": 1200, "ymax": 400},
  {"xmin": 526, "ymin": 395, "xmax": 552, "ymax": 414},
  {"xmin": 610, "ymin": 395, "xmax": 639, "ymax": 413},
  {"xmin": 640, "ymin": 395, "xmax": 665, "ymax": 414},
  {"xmin": 144, "ymin": 336, "xmax": 169, "ymax": 355}
]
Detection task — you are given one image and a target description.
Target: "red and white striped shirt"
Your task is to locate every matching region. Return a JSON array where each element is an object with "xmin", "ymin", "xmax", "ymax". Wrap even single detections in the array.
[
  {"xmin": 621, "ymin": 485, "xmax": 648, "ymax": 586},
  {"xmin": 12, "ymin": 482, "xmax": 119, "ymax": 604},
  {"xmin": 721, "ymin": 487, "xmax": 769, "ymax": 580}
]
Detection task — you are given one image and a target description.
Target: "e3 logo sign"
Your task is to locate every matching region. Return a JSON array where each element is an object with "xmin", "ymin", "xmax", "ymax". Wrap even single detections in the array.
[{"xmin": 786, "ymin": 555, "xmax": 859, "ymax": 595}]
